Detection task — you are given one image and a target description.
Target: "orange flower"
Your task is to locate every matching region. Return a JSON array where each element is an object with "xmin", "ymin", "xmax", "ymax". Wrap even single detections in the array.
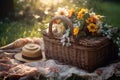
[
  {"xmin": 86, "ymin": 16, "xmax": 97, "ymax": 24},
  {"xmin": 86, "ymin": 17, "xmax": 93, "ymax": 24},
  {"xmin": 79, "ymin": 8, "xmax": 88, "ymax": 14},
  {"xmin": 68, "ymin": 8, "xmax": 75, "ymax": 17},
  {"xmin": 87, "ymin": 23, "xmax": 98, "ymax": 33},
  {"xmin": 73, "ymin": 27, "xmax": 79, "ymax": 36},
  {"xmin": 77, "ymin": 13, "xmax": 84, "ymax": 19},
  {"xmin": 91, "ymin": 16, "xmax": 97, "ymax": 23},
  {"xmin": 77, "ymin": 8, "xmax": 88, "ymax": 19}
]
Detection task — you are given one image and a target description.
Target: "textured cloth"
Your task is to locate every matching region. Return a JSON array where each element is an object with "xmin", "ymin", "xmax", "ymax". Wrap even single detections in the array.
[
  {"xmin": 0, "ymin": 37, "xmax": 120, "ymax": 80},
  {"xmin": 25, "ymin": 59, "xmax": 120, "ymax": 80}
]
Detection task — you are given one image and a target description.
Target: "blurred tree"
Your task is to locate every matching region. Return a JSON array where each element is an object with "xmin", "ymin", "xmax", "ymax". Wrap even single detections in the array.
[{"xmin": 0, "ymin": 0, "xmax": 14, "ymax": 20}]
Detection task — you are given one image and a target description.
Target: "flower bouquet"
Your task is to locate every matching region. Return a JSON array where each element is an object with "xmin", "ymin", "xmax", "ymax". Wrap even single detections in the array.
[
  {"xmin": 42, "ymin": 7, "xmax": 119, "ymax": 72},
  {"xmin": 52, "ymin": 7, "xmax": 120, "ymax": 46}
]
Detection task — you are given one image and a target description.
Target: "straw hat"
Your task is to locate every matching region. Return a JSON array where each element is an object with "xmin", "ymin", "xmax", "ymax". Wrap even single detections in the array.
[{"xmin": 15, "ymin": 43, "xmax": 45, "ymax": 62}]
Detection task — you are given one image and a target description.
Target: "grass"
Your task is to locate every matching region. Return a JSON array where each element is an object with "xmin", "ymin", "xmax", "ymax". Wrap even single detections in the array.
[
  {"xmin": 97, "ymin": 1, "xmax": 120, "ymax": 27},
  {"xmin": 0, "ymin": 20, "xmax": 47, "ymax": 46}
]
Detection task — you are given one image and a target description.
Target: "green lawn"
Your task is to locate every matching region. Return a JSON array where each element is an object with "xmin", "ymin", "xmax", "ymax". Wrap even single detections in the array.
[{"xmin": 98, "ymin": 1, "xmax": 120, "ymax": 27}]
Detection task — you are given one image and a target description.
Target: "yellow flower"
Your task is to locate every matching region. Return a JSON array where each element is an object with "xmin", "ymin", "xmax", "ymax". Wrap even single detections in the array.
[
  {"xmin": 77, "ymin": 8, "xmax": 88, "ymax": 19},
  {"xmin": 68, "ymin": 8, "xmax": 75, "ymax": 17},
  {"xmin": 87, "ymin": 23, "xmax": 98, "ymax": 33},
  {"xmin": 86, "ymin": 17, "xmax": 93, "ymax": 24},
  {"xmin": 73, "ymin": 27, "xmax": 79, "ymax": 36},
  {"xmin": 77, "ymin": 13, "xmax": 84, "ymax": 19},
  {"xmin": 80, "ymin": 8, "xmax": 88, "ymax": 14}
]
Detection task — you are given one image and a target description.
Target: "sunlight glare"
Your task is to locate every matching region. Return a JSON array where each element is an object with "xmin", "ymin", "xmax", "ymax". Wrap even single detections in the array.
[{"xmin": 39, "ymin": 0, "xmax": 63, "ymax": 6}]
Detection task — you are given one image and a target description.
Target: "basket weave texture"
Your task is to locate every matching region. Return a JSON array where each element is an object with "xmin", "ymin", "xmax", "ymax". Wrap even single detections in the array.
[{"xmin": 42, "ymin": 16, "xmax": 118, "ymax": 72}]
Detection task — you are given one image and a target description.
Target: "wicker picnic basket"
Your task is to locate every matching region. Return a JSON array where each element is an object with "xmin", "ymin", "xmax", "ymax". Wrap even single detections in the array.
[{"xmin": 42, "ymin": 16, "xmax": 118, "ymax": 72}]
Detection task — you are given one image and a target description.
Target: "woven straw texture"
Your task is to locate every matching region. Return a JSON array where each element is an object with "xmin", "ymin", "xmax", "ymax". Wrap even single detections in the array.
[{"xmin": 42, "ymin": 16, "xmax": 118, "ymax": 72}]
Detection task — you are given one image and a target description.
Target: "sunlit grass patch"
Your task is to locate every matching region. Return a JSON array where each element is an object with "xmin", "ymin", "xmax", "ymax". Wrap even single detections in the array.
[{"xmin": 0, "ymin": 21, "xmax": 47, "ymax": 46}]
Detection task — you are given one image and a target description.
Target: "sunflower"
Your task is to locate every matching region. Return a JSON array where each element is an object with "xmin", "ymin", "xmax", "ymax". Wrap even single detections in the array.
[
  {"xmin": 87, "ymin": 23, "xmax": 98, "ymax": 33},
  {"xmin": 73, "ymin": 27, "xmax": 79, "ymax": 36}
]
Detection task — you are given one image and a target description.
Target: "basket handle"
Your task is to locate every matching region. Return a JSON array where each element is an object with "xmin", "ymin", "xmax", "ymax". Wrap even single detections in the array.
[{"xmin": 49, "ymin": 16, "xmax": 73, "ymax": 38}]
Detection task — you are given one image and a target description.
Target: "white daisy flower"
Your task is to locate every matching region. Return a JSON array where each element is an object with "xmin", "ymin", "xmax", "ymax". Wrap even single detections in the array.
[{"xmin": 55, "ymin": 7, "xmax": 68, "ymax": 16}]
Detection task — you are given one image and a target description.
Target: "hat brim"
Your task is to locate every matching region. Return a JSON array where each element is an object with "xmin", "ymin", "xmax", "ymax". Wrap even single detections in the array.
[{"xmin": 14, "ymin": 51, "xmax": 46, "ymax": 63}]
